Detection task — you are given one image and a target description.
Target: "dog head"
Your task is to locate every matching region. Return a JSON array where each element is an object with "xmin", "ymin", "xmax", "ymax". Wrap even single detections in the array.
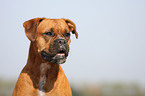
[{"xmin": 23, "ymin": 18, "xmax": 78, "ymax": 64}]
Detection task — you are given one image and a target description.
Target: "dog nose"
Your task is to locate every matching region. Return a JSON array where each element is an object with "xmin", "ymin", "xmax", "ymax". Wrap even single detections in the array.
[{"xmin": 55, "ymin": 39, "xmax": 66, "ymax": 45}]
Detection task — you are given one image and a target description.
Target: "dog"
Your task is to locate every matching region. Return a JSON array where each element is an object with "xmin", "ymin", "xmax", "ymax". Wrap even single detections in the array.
[{"xmin": 12, "ymin": 18, "xmax": 78, "ymax": 96}]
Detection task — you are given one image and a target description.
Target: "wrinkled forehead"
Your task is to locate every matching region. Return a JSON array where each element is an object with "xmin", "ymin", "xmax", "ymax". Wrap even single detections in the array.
[{"xmin": 37, "ymin": 19, "xmax": 69, "ymax": 33}]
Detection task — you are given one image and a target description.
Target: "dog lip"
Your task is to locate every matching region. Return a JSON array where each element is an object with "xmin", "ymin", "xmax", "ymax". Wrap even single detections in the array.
[
  {"xmin": 52, "ymin": 53, "xmax": 65, "ymax": 59},
  {"xmin": 57, "ymin": 53, "xmax": 65, "ymax": 57},
  {"xmin": 41, "ymin": 51, "xmax": 49, "ymax": 60},
  {"xmin": 41, "ymin": 51, "xmax": 48, "ymax": 57}
]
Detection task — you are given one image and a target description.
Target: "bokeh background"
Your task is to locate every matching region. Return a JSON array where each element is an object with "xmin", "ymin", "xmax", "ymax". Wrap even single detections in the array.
[{"xmin": 0, "ymin": 0, "xmax": 145, "ymax": 96}]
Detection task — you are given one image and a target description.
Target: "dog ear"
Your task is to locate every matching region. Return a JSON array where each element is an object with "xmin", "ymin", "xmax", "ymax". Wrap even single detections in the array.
[
  {"xmin": 23, "ymin": 18, "xmax": 45, "ymax": 41},
  {"xmin": 62, "ymin": 18, "xmax": 78, "ymax": 39}
]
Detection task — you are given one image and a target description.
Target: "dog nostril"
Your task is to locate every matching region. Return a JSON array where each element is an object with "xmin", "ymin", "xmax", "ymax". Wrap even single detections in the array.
[
  {"xmin": 64, "ymin": 40, "xmax": 66, "ymax": 44},
  {"xmin": 58, "ymin": 40, "xmax": 62, "ymax": 44},
  {"xmin": 58, "ymin": 39, "xmax": 66, "ymax": 44}
]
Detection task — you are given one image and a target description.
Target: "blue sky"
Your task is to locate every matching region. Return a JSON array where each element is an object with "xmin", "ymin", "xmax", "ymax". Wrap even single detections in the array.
[{"xmin": 0, "ymin": 0, "xmax": 145, "ymax": 85}]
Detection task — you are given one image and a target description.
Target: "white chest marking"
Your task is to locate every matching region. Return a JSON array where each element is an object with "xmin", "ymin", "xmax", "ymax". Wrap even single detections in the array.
[
  {"xmin": 38, "ymin": 63, "xmax": 51, "ymax": 96},
  {"xmin": 38, "ymin": 90, "xmax": 46, "ymax": 96}
]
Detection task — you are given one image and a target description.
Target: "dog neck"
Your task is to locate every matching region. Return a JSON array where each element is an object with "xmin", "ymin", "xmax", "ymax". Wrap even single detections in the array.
[{"xmin": 25, "ymin": 42, "xmax": 60, "ymax": 92}]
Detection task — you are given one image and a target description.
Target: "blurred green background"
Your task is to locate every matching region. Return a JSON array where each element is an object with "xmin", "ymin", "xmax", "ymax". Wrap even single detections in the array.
[{"xmin": 0, "ymin": 79, "xmax": 145, "ymax": 96}]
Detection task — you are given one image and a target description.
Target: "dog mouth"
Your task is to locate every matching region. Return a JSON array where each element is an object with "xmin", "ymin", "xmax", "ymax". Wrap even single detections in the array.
[
  {"xmin": 52, "ymin": 50, "xmax": 65, "ymax": 59},
  {"xmin": 40, "ymin": 50, "xmax": 68, "ymax": 64}
]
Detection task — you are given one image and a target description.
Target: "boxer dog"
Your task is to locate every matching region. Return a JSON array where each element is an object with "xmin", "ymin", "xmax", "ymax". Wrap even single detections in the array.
[{"xmin": 12, "ymin": 18, "xmax": 78, "ymax": 96}]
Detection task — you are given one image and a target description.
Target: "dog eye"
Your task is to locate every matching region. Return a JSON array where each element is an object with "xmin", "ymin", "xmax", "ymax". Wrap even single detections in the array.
[
  {"xmin": 43, "ymin": 32, "xmax": 53, "ymax": 36},
  {"xmin": 65, "ymin": 33, "xmax": 70, "ymax": 37}
]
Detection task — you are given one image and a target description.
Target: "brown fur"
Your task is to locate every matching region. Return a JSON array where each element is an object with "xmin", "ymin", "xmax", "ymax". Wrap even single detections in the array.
[{"xmin": 12, "ymin": 18, "xmax": 78, "ymax": 96}]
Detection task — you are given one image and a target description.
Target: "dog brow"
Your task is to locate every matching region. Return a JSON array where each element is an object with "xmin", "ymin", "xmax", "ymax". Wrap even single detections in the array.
[
  {"xmin": 50, "ymin": 28, "xmax": 54, "ymax": 32},
  {"xmin": 65, "ymin": 29, "xmax": 68, "ymax": 33}
]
